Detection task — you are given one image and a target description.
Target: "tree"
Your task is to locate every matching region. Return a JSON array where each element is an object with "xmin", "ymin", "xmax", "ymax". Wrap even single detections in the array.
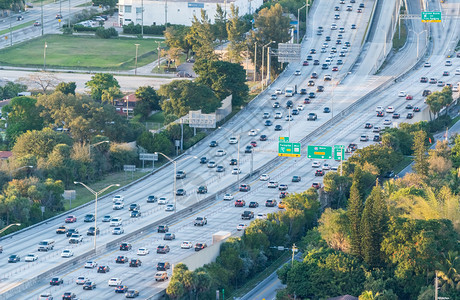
[
  {"xmin": 158, "ymin": 80, "xmax": 220, "ymax": 117},
  {"xmin": 164, "ymin": 25, "xmax": 192, "ymax": 58},
  {"xmin": 425, "ymin": 92, "xmax": 444, "ymax": 120},
  {"xmin": 101, "ymin": 86, "xmax": 122, "ymax": 105},
  {"xmin": 0, "ymin": 81, "xmax": 27, "ymax": 100},
  {"xmin": 91, "ymin": 0, "xmax": 117, "ymax": 9},
  {"xmin": 193, "ymin": 60, "xmax": 248, "ymax": 106},
  {"xmin": 318, "ymin": 208, "xmax": 350, "ymax": 252},
  {"xmin": 347, "ymin": 181, "xmax": 363, "ymax": 256},
  {"xmin": 134, "ymin": 86, "xmax": 161, "ymax": 120},
  {"xmin": 55, "ymin": 82, "xmax": 76, "ymax": 95},
  {"xmin": 347, "ymin": 144, "xmax": 402, "ymax": 175},
  {"xmin": 435, "ymin": 251, "xmax": 460, "ymax": 293},
  {"xmin": 412, "ymin": 130, "xmax": 429, "ymax": 177},
  {"xmin": 2, "ymin": 96, "xmax": 44, "ymax": 143},
  {"xmin": 226, "ymin": 4, "xmax": 246, "ymax": 63},
  {"xmin": 213, "ymin": 4, "xmax": 227, "ymax": 46},
  {"xmin": 186, "ymin": 10, "xmax": 217, "ymax": 60},
  {"xmin": 85, "ymin": 73, "xmax": 120, "ymax": 100},
  {"xmin": 18, "ymin": 72, "xmax": 59, "ymax": 93}
]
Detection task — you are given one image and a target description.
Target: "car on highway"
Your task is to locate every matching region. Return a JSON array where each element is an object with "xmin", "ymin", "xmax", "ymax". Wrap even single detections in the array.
[
  {"xmin": 223, "ymin": 193, "xmax": 234, "ymax": 200},
  {"xmin": 65, "ymin": 215, "xmax": 77, "ymax": 223},
  {"xmin": 383, "ymin": 119, "xmax": 392, "ymax": 125},
  {"xmin": 50, "ymin": 277, "xmax": 63, "ymax": 286},
  {"xmin": 176, "ymin": 170, "xmax": 186, "ymax": 179},
  {"xmin": 275, "ymin": 112, "xmax": 283, "ymax": 119},
  {"xmin": 272, "ymin": 102, "xmax": 280, "ymax": 109},
  {"xmin": 260, "ymin": 174, "xmax": 270, "ymax": 181},
  {"xmin": 364, "ymin": 123, "xmax": 373, "ymax": 129},
  {"xmin": 207, "ymin": 160, "xmax": 216, "ymax": 168},
  {"xmin": 116, "ymin": 256, "xmax": 129, "ymax": 264},
  {"xmin": 157, "ymin": 262, "xmax": 171, "ymax": 271},
  {"xmin": 157, "ymin": 245, "xmax": 170, "ymax": 254},
  {"xmin": 237, "ymin": 223, "xmax": 247, "ymax": 231},
  {"xmin": 422, "ymin": 90, "xmax": 431, "ymax": 96},
  {"xmin": 216, "ymin": 149, "xmax": 226, "ymax": 157},
  {"xmin": 275, "ymin": 88, "xmax": 282, "ymax": 94},
  {"xmin": 102, "ymin": 215, "xmax": 112, "ymax": 222},
  {"xmin": 137, "ymin": 247, "xmax": 149, "ymax": 256},
  {"xmin": 69, "ymin": 234, "xmax": 83, "ymax": 244},
  {"xmin": 249, "ymin": 201, "xmax": 259, "ymax": 208},
  {"xmin": 229, "ymin": 137, "xmax": 238, "ymax": 144},
  {"xmin": 270, "ymin": 94, "xmax": 277, "ymax": 100},
  {"xmin": 251, "ymin": 141, "xmax": 258, "ymax": 147},
  {"xmin": 112, "ymin": 227, "xmax": 124, "ymax": 235},
  {"xmin": 76, "ymin": 276, "xmax": 89, "ymax": 285},
  {"xmin": 83, "ymin": 281, "xmax": 97, "ymax": 290},
  {"xmin": 195, "ymin": 243, "xmax": 207, "ymax": 251},
  {"xmin": 129, "ymin": 258, "xmax": 142, "ymax": 267},
  {"xmin": 360, "ymin": 135, "xmax": 369, "ymax": 142},
  {"xmin": 164, "ymin": 204, "xmax": 174, "ymax": 212},
  {"xmin": 216, "ymin": 165, "xmax": 225, "ymax": 172},
  {"xmin": 445, "ymin": 60, "xmax": 452, "ymax": 66},
  {"xmin": 61, "ymin": 249, "xmax": 73, "ymax": 258},
  {"xmin": 113, "ymin": 202, "xmax": 124, "ymax": 210},
  {"xmin": 116, "ymin": 285, "xmax": 129, "ymax": 293},
  {"xmin": 443, "ymin": 71, "xmax": 449, "ymax": 76},
  {"xmin": 245, "ymin": 145, "xmax": 252, "ymax": 153},
  {"xmin": 307, "ymin": 113, "xmax": 317, "ymax": 120},
  {"xmin": 234, "ymin": 199, "xmax": 246, "ymax": 207},
  {"xmin": 84, "ymin": 261, "xmax": 98, "ymax": 268},
  {"xmin": 294, "ymin": 70, "xmax": 301, "ymax": 76},
  {"xmin": 87, "ymin": 226, "xmax": 99, "ymax": 235},
  {"xmin": 405, "ymin": 104, "xmax": 413, "ymax": 109},
  {"xmin": 312, "ymin": 182, "xmax": 322, "ymax": 189},
  {"xmin": 176, "ymin": 188, "xmax": 186, "ymax": 196},
  {"xmin": 312, "ymin": 161, "xmax": 321, "ymax": 168},
  {"xmin": 373, "ymin": 135, "xmax": 381, "ymax": 141},
  {"xmin": 110, "ymin": 217, "xmax": 123, "ymax": 227},
  {"xmin": 209, "ymin": 140, "xmax": 218, "ymax": 147},
  {"xmin": 131, "ymin": 209, "xmax": 142, "ymax": 217},
  {"xmin": 194, "ymin": 217, "xmax": 208, "ymax": 226},
  {"xmin": 424, "ymin": 62, "xmax": 431, "ymax": 67},
  {"xmin": 231, "ymin": 167, "xmax": 241, "ymax": 174},
  {"xmin": 265, "ymin": 199, "xmax": 277, "ymax": 207},
  {"xmin": 322, "ymin": 164, "xmax": 331, "ymax": 170},
  {"xmin": 155, "ymin": 271, "xmax": 169, "ymax": 282},
  {"xmin": 24, "ymin": 253, "xmax": 38, "ymax": 262},
  {"xmin": 259, "ymin": 134, "xmax": 267, "ymax": 141},
  {"xmin": 292, "ymin": 175, "xmax": 301, "ymax": 182},
  {"xmin": 377, "ymin": 111, "xmax": 384, "ymax": 117},
  {"xmin": 84, "ymin": 214, "xmax": 95, "ymax": 222},
  {"xmin": 315, "ymin": 170, "xmax": 325, "ymax": 176},
  {"xmin": 392, "ymin": 113, "xmax": 400, "ymax": 119},
  {"xmin": 407, "ymin": 113, "xmax": 414, "ymax": 119},
  {"xmin": 62, "ymin": 292, "xmax": 76, "ymax": 300},
  {"xmin": 398, "ymin": 91, "xmax": 406, "ymax": 97},
  {"xmin": 386, "ymin": 106, "xmax": 395, "ymax": 113},
  {"xmin": 181, "ymin": 241, "xmax": 193, "ymax": 249},
  {"xmin": 120, "ymin": 242, "xmax": 132, "ymax": 250},
  {"xmin": 413, "ymin": 107, "xmax": 420, "ymax": 112},
  {"xmin": 146, "ymin": 195, "xmax": 157, "ymax": 203},
  {"xmin": 56, "ymin": 226, "xmax": 67, "ymax": 234},
  {"xmin": 420, "ymin": 76, "xmax": 428, "ymax": 83},
  {"xmin": 268, "ymin": 181, "xmax": 278, "ymax": 188},
  {"xmin": 405, "ymin": 94, "xmax": 413, "ymax": 100},
  {"xmin": 279, "ymin": 191, "xmax": 289, "ymax": 198},
  {"xmin": 248, "ymin": 129, "xmax": 258, "ymax": 136},
  {"xmin": 279, "ymin": 184, "xmax": 288, "ymax": 190},
  {"xmin": 158, "ymin": 197, "xmax": 168, "ymax": 204},
  {"xmin": 164, "ymin": 233, "xmax": 175, "ymax": 240},
  {"xmin": 239, "ymin": 184, "xmax": 250, "ymax": 192},
  {"xmin": 97, "ymin": 265, "xmax": 110, "ymax": 273},
  {"xmin": 241, "ymin": 211, "xmax": 254, "ymax": 220},
  {"xmin": 108, "ymin": 278, "xmax": 122, "ymax": 286}
]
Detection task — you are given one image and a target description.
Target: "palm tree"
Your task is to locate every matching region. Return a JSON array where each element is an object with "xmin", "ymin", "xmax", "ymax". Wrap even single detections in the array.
[
  {"xmin": 359, "ymin": 290, "xmax": 380, "ymax": 300},
  {"xmin": 435, "ymin": 251, "xmax": 460, "ymax": 292}
]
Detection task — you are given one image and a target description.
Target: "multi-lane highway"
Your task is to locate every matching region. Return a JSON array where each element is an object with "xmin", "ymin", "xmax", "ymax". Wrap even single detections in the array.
[{"xmin": 0, "ymin": 0, "xmax": 459, "ymax": 299}]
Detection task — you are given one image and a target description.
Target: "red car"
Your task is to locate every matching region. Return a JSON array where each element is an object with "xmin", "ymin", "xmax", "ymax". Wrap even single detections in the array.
[
  {"xmin": 302, "ymin": 60, "xmax": 309, "ymax": 66},
  {"xmin": 377, "ymin": 111, "xmax": 384, "ymax": 117},
  {"xmin": 234, "ymin": 199, "xmax": 245, "ymax": 207},
  {"xmin": 304, "ymin": 98, "xmax": 311, "ymax": 104},
  {"xmin": 332, "ymin": 66, "xmax": 339, "ymax": 71},
  {"xmin": 250, "ymin": 141, "xmax": 257, "ymax": 147},
  {"xmin": 65, "ymin": 215, "xmax": 77, "ymax": 223},
  {"xmin": 312, "ymin": 182, "xmax": 322, "ymax": 189},
  {"xmin": 405, "ymin": 95, "xmax": 413, "ymax": 100}
]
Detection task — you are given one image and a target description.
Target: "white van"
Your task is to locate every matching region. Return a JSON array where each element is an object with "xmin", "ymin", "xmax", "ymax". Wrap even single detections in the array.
[{"xmin": 38, "ymin": 239, "xmax": 55, "ymax": 252}]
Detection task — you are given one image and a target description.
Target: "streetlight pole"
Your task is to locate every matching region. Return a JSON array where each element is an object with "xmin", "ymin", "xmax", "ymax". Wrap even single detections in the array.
[
  {"xmin": 43, "ymin": 42, "xmax": 47, "ymax": 71},
  {"xmin": 10, "ymin": 165, "xmax": 34, "ymax": 178},
  {"xmin": 141, "ymin": 0, "xmax": 144, "ymax": 37},
  {"xmin": 89, "ymin": 140, "xmax": 110, "ymax": 157},
  {"xmin": 74, "ymin": 182, "xmax": 120, "ymax": 250},
  {"xmin": 253, "ymin": 42, "xmax": 257, "ymax": 82},
  {"xmin": 297, "ymin": 4, "xmax": 307, "ymax": 43},
  {"xmin": 134, "ymin": 43, "xmax": 140, "ymax": 75},
  {"xmin": 156, "ymin": 42, "xmax": 161, "ymax": 70},
  {"xmin": 9, "ymin": 8, "xmax": 12, "ymax": 46},
  {"xmin": 261, "ymin": 41, "xmax": 274, "ymax": 88},
  {"xmin": 0, "ymin": 223, "xmax": 21, "ymax": 235}
]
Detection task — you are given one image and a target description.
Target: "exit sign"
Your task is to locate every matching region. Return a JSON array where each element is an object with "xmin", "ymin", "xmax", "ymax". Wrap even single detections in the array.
[{"xmin": 422, "ymin": 11, "xmax": 441, "ymax": 22}]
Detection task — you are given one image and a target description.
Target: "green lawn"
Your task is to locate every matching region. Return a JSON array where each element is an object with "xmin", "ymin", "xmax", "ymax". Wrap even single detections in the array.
[
  {"xmin": 0, "ymin": 34, "xmax": 164, "ymax": 70},
  {"xmin": 393, "ymin": 20, "xmax": 407, "ymax": 51},
  {"xmin": 0, "ymin": 21, "xmax": 35, "ymax": 35}
]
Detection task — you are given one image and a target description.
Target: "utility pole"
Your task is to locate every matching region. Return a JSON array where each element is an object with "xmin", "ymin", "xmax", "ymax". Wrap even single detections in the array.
[
  {"xmin": 157, "ymin": 42, "xmax": 161, "ymax": 70},
  {"xmin": 435, "ymin": 271, "xmax": 438, "ymax": 300},
  {"xmin": 253, "ymin": 42, "xmax": 257, "ymax": 82},
  {"xmin": 141, "ymin": 0, "xmax": 144, "ymax": 37},
  {"xmin": 41, "ymin": 0, "xmax": 44, "ymax": 36},
  {"xmin": 134, "ymin": 43, "xmax": 140, "ymax": 75},
  {"xmin": 43, "ymin": 42, "xmax": 47, "ymax": 70}
]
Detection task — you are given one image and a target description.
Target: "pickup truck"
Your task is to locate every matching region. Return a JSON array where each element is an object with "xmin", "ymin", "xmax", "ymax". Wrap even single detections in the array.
[
  {"xmin": 241, "ymin": 211, "xmax": 254, "ymax": 220},
  {"xmin": 194, "ymin": 217, "xmax": 207, "ymax": 226}
]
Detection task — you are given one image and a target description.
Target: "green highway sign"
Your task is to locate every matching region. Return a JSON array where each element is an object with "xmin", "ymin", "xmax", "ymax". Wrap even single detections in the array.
[
  {"xmin": 278, "ymin": 142, "xmax": 301, "ymax": 157},
  {"xmin": 307, "ymin": 145, "xmax": 332, "ymax": 159},
  {"xmin": 421, "ymin": 11, "xmax": 441, "ymax": 22},
  {"xmin": 334, "ymin": 145, "xmax": 345, "ymax": 161},
  {"xmin": 279, "ymin": 137, "xmax": 289, "ymax": 142}
]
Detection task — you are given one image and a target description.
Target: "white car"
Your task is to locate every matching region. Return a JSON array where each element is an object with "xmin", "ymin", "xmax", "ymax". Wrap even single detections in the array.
[
  {"xmin": 424, "ymin": 62, "xmax": 431, "ymax": 67},
  {"xmin": 113, "ymin": 202, "xmax": 124, "ymax": 210},
  {"xmin": 229, "ymin": 137, "xmax": 238, "ymax": 144},
  {"xmin": 386, "ymin": 106, "xmax": 395, "ymax": 113},
  {"xmin": 455, "ymin": 68, "xmax": 460, "ymax": 75},
  {"xmin": 231, "ymin": 168, "xmax": 241, "ymax": 175},
  {"xmin": 110, "ymin": 217, "xmax": 122, "ymax": 227},
  {"xmin": 312, "ymin": 161, "xmax": 321, "ymax": 168},
  {"xmin": 237, "ymin": 224, "xmax": 246, "ymax": 231},
  {"xmin": 383, "ymin": 119, "xmax": 392, "ymax": 125},
  {"xmin": 137, "ymin": 247, "xmax": 149, "ymax": 256},
  {"xmin": 331, "ymin": 23, "xmax": 337, "ymax": 30},
  {"xmin": 24, "ymin": 253, "xmax": 38, "ymax": 262},
  {"xmin": 275, "ymin": 112, "xmax": 283, "ymax": 119},
  {"xmin": 76, "ymin": 276, "xmax": 88, "ymax": 285},
  {"xmin": 84, "ymin": 261, "xmax": 97, "ymax": 268},
  {"xmin": 453, "ymin": 85, "xmax": 459, "ymax": 92},
  {"xmin": 165, "ymin": 204, "xmax": 175, "ymax": 211},
  {"xmin": 376, "ymin": 106, "xmax": 384, "ymax": 112},
  {"xmin": 223, "ymin": 193, "xmax": 234, "ymax": 200},
  {"xmin": 322, "ymin": 163, "xmax": 331, "ymax": 170},
  {"xmin": 181, "ymin": 241, "xmax": 193, "ymax": 249},
  {"xmin": 275, "ymin": 88, "xmax": 282, "ymax": 95},
  {"xmin": 297, "ymin": 104, "xmax": 304, "ymax": 111},
  {"xmin": 373, "ymin": 127, "xmax": 381, "ymax": 133},
  {"xmin": 216, "ymin": 149, "xmax": 226, "ymax": 156},
  {"xmin": 61, "ymin": 249, "xmax": 73, "ymax": 258},
  {"xmin": 256, "ymin": 213, "xmax": 267, "ymax": 220},
  {"xmin": 294, "ymin": 70, "xmax": 301, "ymax": 76},
  {"xmin": 248, "ymin": 129, "xmax": 258, "ymax": 136},
  {"xmin": 112, "ymin": 227, "xmax": 124, "ymax": 235},
  {"xmin": 268, "ymin": 181, "xmax": 279, "ymax": 188},
  {"xmin": 360, "ymin": 135, "xmax": 369, "ymax": 142},
  {"xmin": 398, "ymin": 91, "xmax": 407, "ymax": 97},
  {"xmin": 108, "ymin": 278, "xmax": 122, "ymax": 286},
  {"xmin": 259, "ymin": 174, "xmax": 270, "ymax": 181},
  {"xmin": 158, "ymin": 197, "xmax": 168, "ymax": 204},
  {"xmin": 445, "ymin": 60, "xmax": 452, "ymax": 66},
  {"xmin": 112, "ymin": 195, "xmax": 124, "ymax": 203}
]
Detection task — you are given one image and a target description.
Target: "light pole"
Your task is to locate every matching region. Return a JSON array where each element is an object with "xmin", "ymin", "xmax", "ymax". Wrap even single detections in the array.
[
  {"xmin": 89, "ymin": 140, "xmax": 110, "ymax": 157},
  {"xmin": 9, "ymin": 8, "xmax": 12, "ymax": 46},
  {"xmin": 0, "ymin": 223, "xmax": 21, "ymax": 235},
  {"xmin": 297, "ymin": 4, "xmax": 307, "ymax": 43},
  {"xmin": 43, "ymin": 42, "xmax": 47, "ymax": 70},
  {"xmin": 253, "ymin": 42, "xmax": 257, "ymax": 82},
  {"xmin": 413, "ymin": 30, "xmax": 427, "ymax": 59},
  {"xmin": 74, "ymin": 182, "xmax": 120, "ymax": 250},
  {"xmin": 154, "ymin": 153, "xmax": 197, "ymax": 212},
  {"xmin": 10, "ymin": 165, "xmax": 34, "ymax": 177},
  {"xmin": 261, "ymin": 41, "xmax": 274, "ymax": 87},
  {"xmin": 156, "ymin": 42, "xmax": 161, "ymax": 70},
  {"xmin": 134, "ymin": 43, "xmax": 140, "ymax": 75},
  {"xmin": 141, "ymin": 0, "xmax": 144, "ymax": 37}
]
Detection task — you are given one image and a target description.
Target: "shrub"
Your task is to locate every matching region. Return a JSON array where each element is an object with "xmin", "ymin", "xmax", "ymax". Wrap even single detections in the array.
[{"xmin": 95, "ymin": 27, "xmax": 118, "ymax": 39}]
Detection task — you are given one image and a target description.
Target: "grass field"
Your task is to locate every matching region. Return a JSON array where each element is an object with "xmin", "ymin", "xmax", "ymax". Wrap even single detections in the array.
[
  {"xmin": 392, "ymin": 20, "xmax": 408, "ymax": 51},
  {"xmin": 0, "ymin": 34, "xmax": 164, "ymax": 70},
  {"xmin": 0, "ymin": 21, "xmax": 35, "ymax": 35}
]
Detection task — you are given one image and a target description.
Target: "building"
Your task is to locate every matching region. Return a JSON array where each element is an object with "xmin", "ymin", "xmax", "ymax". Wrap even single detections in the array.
[
  {"xmin": 117, "ymin": 0, "xmax": 263, "ymax": 26},
  {"xmin": 115, "ymin": 93, "xmax": 139, "ymax": 116}
]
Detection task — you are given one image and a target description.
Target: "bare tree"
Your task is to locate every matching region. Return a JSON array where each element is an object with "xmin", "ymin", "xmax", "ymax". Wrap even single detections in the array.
[{"xmin": 19, "ymin": 72, "xmax": 60, "ymax": 93}]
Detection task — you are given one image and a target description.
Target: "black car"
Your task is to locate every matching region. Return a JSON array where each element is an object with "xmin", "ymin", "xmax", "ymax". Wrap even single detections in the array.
[
  {"xmin": 373, "ymin": 135, "xmax": 381, "ymax": 142},
  {"xmin": 147, "ymin": 195, "xmax": 157, "ymax": 203},
  {"xmin": 308, "ymin": 92, "xmax": 316, "ymax": 98},
  {"xmin": 129, "ymin": 203, "xmax": 140, "ymax": 211},
  {"xmin": 97, "ymin": 265, "xmax": 110, "ymax": 273},
  {"xmin": 115, "ymin": 285, "xmax": 129, "ymax": 293},
  {"xmin": 66, "ymin": 228, "xmax": 79, "ymax": 237},
  {"xmin": 176, "ymin": 189, "xmax": 186, "ymax": 196},
  {"xmin": 157, "ymin": 245, "xmax": 170, "ymax": 254},
  {"xmin": 286, "ymin": 100, "xmax": 293, "ymax": 108},
  {"xmin": 130, "ymin": 210, "xmax": 141, "ymax": 218},
  {"xmin": 62, "ymin": 292, "xmax": 76, "ymax": 300},
  {"xmin": 265, "ymin": 199, "xmax": 277, "ymax": 207},
  {"xmin": 116, "ymin": 256, "xmax": 129, "ymax": 263},
  {"xmin": 84, "ymin": 214, "xmax": 95, "ymax": 222},
  {"xmin": 274, "ymin": 125, "xmax": 282, "ymax": 131},
  {"xmin": 87, "ymin": 226, "xmax": 99, "ymax": 236},
  {"xmin": 313, "ymin": 59, "xmax": 320, "ymax": 65},
  {"xmin": 157, "ymin": 262, "xmax": 171, "ymax": 271},
  {"xmin": 264, "ymin": 120, "xmax": 272, "ymax": 126},
  {"xmin": 406, "ymin": 113, "xmax": 414, "ymax": 119},
  {"xmin": 316, "ymin": 86, "xmax": 324, "ymax": 92},
  {"xmin": 249, "ymin": 201, "xmax": 259, "ymax": 208},
  {"xmin": 260, "ymin": 134, "xmax": 268, "ymax": 141},
  {"xmin": 8, "ymin": 254, "xmax": 20, "ymax": 263},
  {"xmin": 245, "ymin": 145, "xmax": 253, "ymax": 153},
  {"xmin": 83, "ymin": 281, "xmax": 97, "ymax": 290},
  {"xmin": 125, "ymin": 290, "xmax": 139, "ymax": 298},
  {"xmin": 129, "ymin": 259, "xmax": 142, "ymax": 267},
  {"xmin": 194, "ymin": 243, "xmax": 207, "ymax": 251},
  {"xmin": 292, "ymin": 109, "xmax": 299, "ymax": 115},
  {"xmin": 158, "ymin": 225, "xmax": 169, "ymax": 233},
  {"xmin": 200, "ymin": 156, "xmax": 208, "ymax": 164},
  {"xmin": 50, "ymin": 277, "xmax": 63, "ymax": 285},
  {"xmin": 308, "ymin": 113, "xmax": 318, "ymax": 120},
  {"xmin": 311, "ymin": 72, "xmax": 318, "ymax": 79},
  {"xmin": 230, "ymin": 159, "xmax": 238, "ymax": 165},
  {"xmin": 197, "ymin": 186, "xmax": 208, "ymax": 194},
  {"xmin": 384, "ymin": 171, "xmax": 395, "ymax": 178},
  {"xmin": 216, "ymin": 165, "xmax": 225, "ymax": 172},
  {"xmin": 120, "ymin": 242, "xmax": 132, "ymax": 251},
  {"xmin": 209, "ymin": 141, "xmax": 218, "ymax": 147}
]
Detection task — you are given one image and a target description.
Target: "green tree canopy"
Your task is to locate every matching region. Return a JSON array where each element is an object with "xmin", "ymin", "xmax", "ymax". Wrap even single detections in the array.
[
  {"xmin": 186, "ymin": 10, "xmax": 218, "ymax": 60},
  {"xmin": 55, "ymin": 82, "xmax": 76, "ymax": 95},
  {"xmin": 134, "ymin": 86, "xmax": 161, "ymax": 120},
  {"xmin": 12, "ymin": 128, "xmax": 73, "ymax": 159},
  {"xmin": 85, "ymin": 73, "xmax": 120, "ymax": 101}
]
